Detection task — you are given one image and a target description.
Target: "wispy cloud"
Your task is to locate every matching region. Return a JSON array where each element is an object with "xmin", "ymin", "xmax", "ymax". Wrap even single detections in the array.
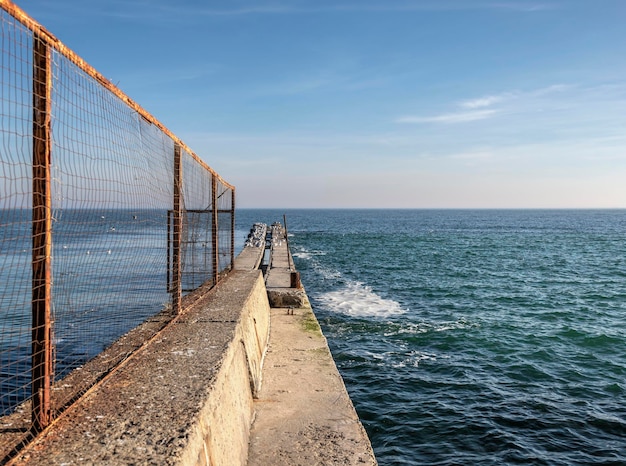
[
  {"xmin": 531, "ymin": 83, "xmax": 573, "ymax": 96},
  {"xmin": 471, "ymin": 84, "xmax": 571, "ymax": 105},
  {"xmin": 399, "ymin": 84, "xmax": 572, "ymax": 125},
  {"xmin": 89, "ymin": 0, "xmax": 558, "ymax": 20},
  {"xmin": 191, "ymin": 1, "xmax": 557, "ymax": 16},
  {"xmin": 460, "ymin": 93, "xmax": 513, "ymax": 109},
  {"xmin": 397, "ymin": 109, "xmax": 498, "ymax": 124},
  {"xmin": 29, "ymin": 0, "xmax": 558, "ymax": 30}
]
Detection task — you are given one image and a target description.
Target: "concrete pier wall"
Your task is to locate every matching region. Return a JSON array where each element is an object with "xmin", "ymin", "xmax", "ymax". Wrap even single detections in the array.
[
  {"xmin": 179, "ymin": 270, "xmax": 271, "ymax": 466},
  {"xmin": 11, "ymin": 268, "xmax": 271, "ymax": 465}
]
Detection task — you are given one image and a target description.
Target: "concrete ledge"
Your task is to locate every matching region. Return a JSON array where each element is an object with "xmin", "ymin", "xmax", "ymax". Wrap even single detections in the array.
[
  {"xmin": 233, "ymin": 245, "xmax": 264, "ymax": 271},
  {"xmin": 266, "ymin": 288, "xmax": 308, "ymax": 308},
  {"xmin": 10, "ymin": 270, "xmax": 270, "ymax": 466}
]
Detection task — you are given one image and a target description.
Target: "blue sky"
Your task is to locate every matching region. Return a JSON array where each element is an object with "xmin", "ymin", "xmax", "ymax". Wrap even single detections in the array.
[{"xmin": 18, "ymin": 0, "xmax": 626, "ymax": 208}]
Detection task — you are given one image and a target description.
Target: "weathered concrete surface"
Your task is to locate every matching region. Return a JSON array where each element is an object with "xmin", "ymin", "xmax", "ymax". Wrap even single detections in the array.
[
  {"xmin": 247, "ymin": 302, "xmax": 377, "ymax": 466},
  {"xmin": 234, "ymin": 239, "xmax": 265, "ymax": 271},
  {"xmin": 9, "ymin": 270, "xmax": 270, "ymax": 466}
]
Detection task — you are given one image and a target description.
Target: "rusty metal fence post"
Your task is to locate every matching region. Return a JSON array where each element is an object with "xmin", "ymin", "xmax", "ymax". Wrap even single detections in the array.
[
  {"xmin": 231, "ymin": 189, "xmax": 235, "ymax": 267},
  {"xmin": 211, "ymin": 174, "xmax": 218, "ymax": 285},
  {"xmin": 172, "ymin": 144, "xmax": 183, "ymax": 314},
  {"xmin": 31, "ymin": 33, "xmax": 53, "ymax": 432}
]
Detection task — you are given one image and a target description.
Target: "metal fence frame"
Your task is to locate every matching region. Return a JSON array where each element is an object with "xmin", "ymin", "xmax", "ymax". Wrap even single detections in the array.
[{"xmin": 0, "ymin": 0, "xmax": 235, "ymax": 437}]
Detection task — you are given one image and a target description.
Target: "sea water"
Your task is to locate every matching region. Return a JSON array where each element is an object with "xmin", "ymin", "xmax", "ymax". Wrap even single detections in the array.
[
  {"xmin": 0, "ymin": 208, "xmax": 171, "ymax": 414},
  {"xmin": 236, "ymin": 209, "xmax": 626, "ymax": 466},
  {"xmin": 2, "ymin": 209, "xmax": 624, "ymax": 463}
]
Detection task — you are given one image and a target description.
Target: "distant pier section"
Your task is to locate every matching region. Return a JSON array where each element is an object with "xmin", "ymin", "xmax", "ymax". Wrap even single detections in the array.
[{"xmin": 8, "ymin": 221, "xmax": 377, "ymax": 465}]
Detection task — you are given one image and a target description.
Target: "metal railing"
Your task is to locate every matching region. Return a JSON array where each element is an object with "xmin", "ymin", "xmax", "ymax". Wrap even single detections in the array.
[{"xmin": 0, "ymin": 0, "xmax": 235, "ymax": 452}]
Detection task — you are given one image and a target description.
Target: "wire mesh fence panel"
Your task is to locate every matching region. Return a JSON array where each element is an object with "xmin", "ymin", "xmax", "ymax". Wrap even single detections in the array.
[
  {"xmin": 181, "ymin": 150, "xmax": 221, "ymax": 291},
  {"xmin": 175, "ymin": 155, "xmax": 235, "ymax": 292},
  {"xmin": 216, "ymin": 178, "xmax": 234, "ymax": 274},
  {"xmin": 49, "ymin": 51, "xmax": 175, "ymax": 392},
  {"xmin": 180, "ymin": 209, "xmax": 213, "ymax": 292},
  {"xmin": 0, "ymin": 6, "xmax": 35, "ymax": 420},
  {"xmin": 0, "ymin": 1, "xmax": 235, "ymax": 455}
]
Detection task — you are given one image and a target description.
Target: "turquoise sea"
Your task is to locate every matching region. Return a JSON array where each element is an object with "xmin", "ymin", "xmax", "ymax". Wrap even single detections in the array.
[{"xmin": 236, "ymin": 209, "xmax": 626, "ymax": 466}]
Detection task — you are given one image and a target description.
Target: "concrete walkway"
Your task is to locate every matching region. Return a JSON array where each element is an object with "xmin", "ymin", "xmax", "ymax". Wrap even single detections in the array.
[
  {"xmin": 247, "ymin": 224, "xmax": 377, "ymax": 465},
  {"xmin": 247, "ymin": 304, "xmax": 377, "ymax": 465}
]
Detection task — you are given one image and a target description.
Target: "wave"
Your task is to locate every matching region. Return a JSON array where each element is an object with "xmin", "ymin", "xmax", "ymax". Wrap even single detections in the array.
[
  {"xmin": 293, "ymin": 245, "xmax": 406, "ymax": 318},
  {"xmin": 384, "ymin": 318, "xmax": 478, "ymax": 335},
  {"xmin": 316, "ymin": 281, "xmax": 407, "ymax": 318},
  {"xmin": 292, "ymin": 246, "xmax": 339, "ymax": 281},
  {"xmin": 292, "ymin": 248, "xmax": 326, "ymax": 261},
  {"xmin": 391, "ymin": 350, "xmax": 440, "ymax": 368}
]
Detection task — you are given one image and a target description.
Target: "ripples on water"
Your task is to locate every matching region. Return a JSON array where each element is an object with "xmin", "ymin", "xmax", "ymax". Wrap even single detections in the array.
[{"xmin": 239, "ymin": 209, "xmax": 626, "ymax": 465}]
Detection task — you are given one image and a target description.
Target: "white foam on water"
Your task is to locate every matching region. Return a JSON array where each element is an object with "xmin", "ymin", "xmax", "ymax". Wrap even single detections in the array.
[
  {"xmin": 361, "ymin": 348, "xmax": 444, "ymax": 368},
  {"xmin": 293, "ymin": 247, "xmax": 339, "ymax": 280},
  {"xmin": 391, "ymin": 351, "xmax": 440, "ymax": 369},
  {"xmin": 317, "ymin": 281, "xmax": 407, "ymax": 318},
  {"xmin": 317, "ymin": 266, "xmax": 342, "ymax": 281},
  {"xmin": 292, "ymin": 251, "xmax": 312, "ymax": 260},
  {"xmin": 393, "ymin": 318, "xmax": 478, "ymax": 335},
  {"xmin": 292, "ymin": 247, "xmax": 326, "ymax": 261}
]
